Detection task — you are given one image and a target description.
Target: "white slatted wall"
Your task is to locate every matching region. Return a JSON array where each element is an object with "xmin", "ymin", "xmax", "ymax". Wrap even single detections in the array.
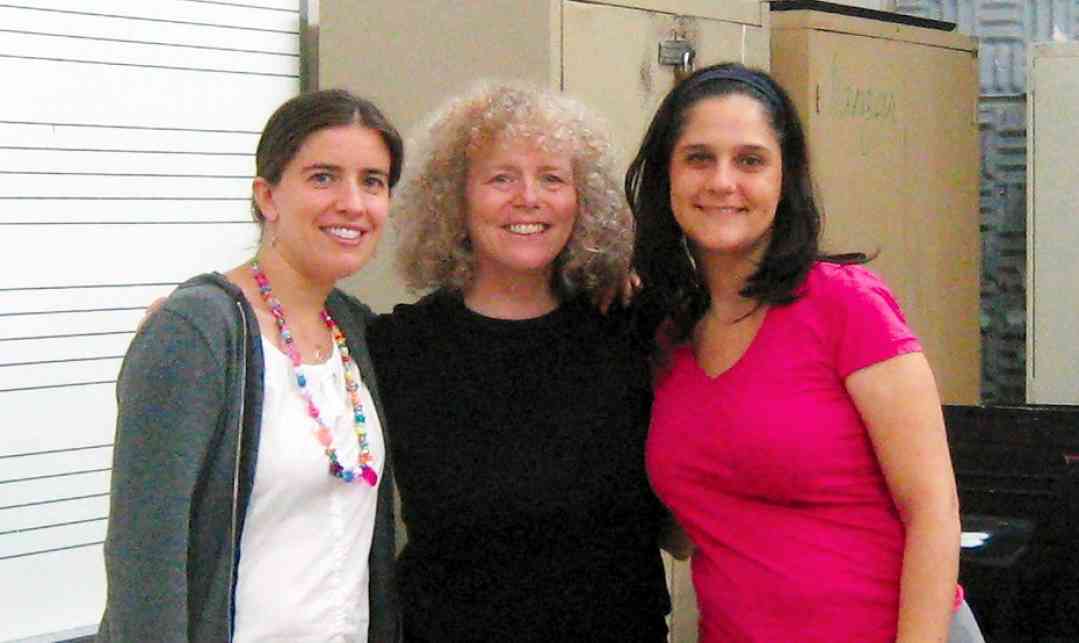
[{"xmin": 0, "ymin": 1, "xmax": 300, "ymax": 639}]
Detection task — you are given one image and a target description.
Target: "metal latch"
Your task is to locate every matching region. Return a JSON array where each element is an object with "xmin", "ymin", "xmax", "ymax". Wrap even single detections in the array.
[{"xmin": 659, "ymin": 39, "xmax": 695, "ymax": 80}]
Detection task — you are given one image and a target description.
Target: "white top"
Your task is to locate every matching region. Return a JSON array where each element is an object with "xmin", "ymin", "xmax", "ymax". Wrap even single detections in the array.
[{"xmin": 233, "ymin": 335, "xmax": 385, "ymax": 643}]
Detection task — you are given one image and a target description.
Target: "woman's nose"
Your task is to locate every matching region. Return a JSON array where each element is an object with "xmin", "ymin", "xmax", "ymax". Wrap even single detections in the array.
[
  {"xmin": 707, "ymin": 162, "xmax": 736, "ymax": 193},
  {"xmin": 515, "ymin": 177, "xmax": 540, "ymax": 207},
  {"xmin": 339, "ymin": 181, "xmax": 368, "ymax": 214}
]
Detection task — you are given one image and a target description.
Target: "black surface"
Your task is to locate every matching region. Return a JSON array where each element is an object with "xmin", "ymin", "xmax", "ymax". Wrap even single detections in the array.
[
  {"xmin": 945, "ymin": 404, "xmax": 1079, "ymax": 641},
  {"xmin": 769, "ymin": 0, "xmax": 957, "ymax": 31}
]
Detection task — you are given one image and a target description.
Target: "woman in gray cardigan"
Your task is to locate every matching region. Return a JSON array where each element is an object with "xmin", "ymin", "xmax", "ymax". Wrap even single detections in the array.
[{"xmin": 97, "ymin": 90, "xmax": 402, "ymax": 643}]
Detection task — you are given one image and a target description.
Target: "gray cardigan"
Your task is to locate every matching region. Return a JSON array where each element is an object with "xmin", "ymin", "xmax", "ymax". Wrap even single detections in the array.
[{"xmin": 97, "ymin": 273, "xmax": 398, "ymax": 642}]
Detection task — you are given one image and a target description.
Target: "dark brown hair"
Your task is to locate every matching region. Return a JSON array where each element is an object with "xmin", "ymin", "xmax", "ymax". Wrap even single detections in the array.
[{"xmin": 252, "ymin": 89, "xmax": 403, "ymax": 225}]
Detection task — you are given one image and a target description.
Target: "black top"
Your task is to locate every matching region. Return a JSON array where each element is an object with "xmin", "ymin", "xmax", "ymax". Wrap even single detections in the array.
[{"xmin": 369, "ymin": 291, "xmax": 670, "ymax": 643}]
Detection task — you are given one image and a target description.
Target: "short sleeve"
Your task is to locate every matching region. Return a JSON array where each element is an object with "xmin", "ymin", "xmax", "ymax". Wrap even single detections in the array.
[{"xmin": 827, "ymin": 265, "xmax": 923, "ymax": 379}]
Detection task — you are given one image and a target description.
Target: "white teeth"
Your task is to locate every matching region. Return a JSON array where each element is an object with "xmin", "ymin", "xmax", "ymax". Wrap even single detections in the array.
[
  {"xmin": 326, "ymin": 226, "xmax": 361, "ymax": 240},
  {"xmin": 507, "ymin": 223, "xmax": 545, "ymax": 234}
]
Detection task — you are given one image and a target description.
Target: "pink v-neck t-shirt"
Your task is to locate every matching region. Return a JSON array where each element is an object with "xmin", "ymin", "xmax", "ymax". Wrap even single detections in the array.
[{"xmin": 647, "ymin": 262, "xmax": 923, "ymax": 642}]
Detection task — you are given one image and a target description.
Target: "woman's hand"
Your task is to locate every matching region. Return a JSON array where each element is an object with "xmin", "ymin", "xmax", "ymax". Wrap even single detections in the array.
[
  {"xmin": 138, "ymin": 297, "xmax": 168, "ymax": 331},
  {"xmin": 846, "ymin": 352, "xmax": 960, "ymax": 643},
  {"xmin": 658, "ymin": 513, "xmax": 694, "ymax": 561},
  {"xmin": 596, "ymin": 272, "xmax": 642, "ymax": 313}
]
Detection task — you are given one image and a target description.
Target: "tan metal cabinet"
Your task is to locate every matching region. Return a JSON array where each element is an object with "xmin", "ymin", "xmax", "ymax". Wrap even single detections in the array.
[
  {"xmin": 319, "ymin": 2, "xmax": 768, "ymax": 640},
  {"xmin": 1027, "ymin": 42, "xmax": 1079, "ymax": 405},
  {"xmin": 771, "ymin": 9, "xmax": 982, "ymax": 405}
]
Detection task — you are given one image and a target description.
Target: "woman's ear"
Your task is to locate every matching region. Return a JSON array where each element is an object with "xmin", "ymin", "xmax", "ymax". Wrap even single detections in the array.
[{"xmin": 252, "ymin": 177, "xmax": 278, "ymax": 223}]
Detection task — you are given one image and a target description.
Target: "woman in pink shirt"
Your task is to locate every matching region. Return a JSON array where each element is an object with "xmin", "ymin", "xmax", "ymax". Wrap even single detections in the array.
[{"xmin": 627, "ymin": 62, "xmax": 968, "ymax": 642}]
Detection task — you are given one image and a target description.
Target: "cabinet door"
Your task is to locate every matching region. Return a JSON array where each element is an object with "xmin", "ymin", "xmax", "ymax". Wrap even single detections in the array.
[
  {"xmin": 562, "ymin": 0, "xmax": 768, "ymax": 168},
  {"xmin": 798, "ymin": 28, "xmax": 981, "ymax": 405},
  {"xmin": 1028, "ymin": 44, "xmax": 1079, "ymax": 404}
]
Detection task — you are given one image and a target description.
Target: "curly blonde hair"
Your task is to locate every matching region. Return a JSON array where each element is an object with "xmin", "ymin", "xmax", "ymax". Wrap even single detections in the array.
[{"xmin": 393, "ymin": 80, "xmax": 633, "ymax": 301}]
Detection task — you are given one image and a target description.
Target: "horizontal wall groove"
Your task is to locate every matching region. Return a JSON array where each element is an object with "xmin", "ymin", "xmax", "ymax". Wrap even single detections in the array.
[
  {"xmin": 0, "ymin": 282, "xmax": 179, "ymax": 292},
  {"xmin": 0, "ymin": 53, "xmax": 299, "ymax": 78},
  {"xmin": 0, "ymin": 170, "xmax": 253, "ymax": 179},
  {"xmin": 0, "ymin": 119, "xmax": 260, "ymax": 134},
  {"xmin": 0, "ymin": 307, "xmax": 145, "ymax": 317},
  {"xmin": 181, "ymin": 0, "xmax": 299, "ymax": 13},
  {"xmin": 0, "ymin": 355, "xmax": 124, "ymax": 369},
  {"xmin": 0, "ymin": 467, "xmax": 111, "ymax": 486},
  {"xmin": 0, "ymin": 540, "xmax": 104, "ymax": 562},
  {"xmin": 0, "ymin": 220, "xmax": 251, "ymax": 225},
  {"xmin": 0, "ymin": 332, "xmax": 132, "ymax": 342},
  {"xmin": 0, "ymin": 27, "xmax": 300, "ymax": 57},
  {"xmin": 0, "ymin": 380, "xmax": 117, "ymax": 394},
  {"xmin": 0, "ymin": 5, "xmax": 299, "ymax": 34},
  {"xmin": 0, "ymin": 492, "xmax": 110, "ymax": 512},
  {"xmin": 0, "ymin": 444, "xmax": 112, "ymax": 459},
  {"xmin": 0, "ymin": 196, "xmax": 248, "ymax": 201},
  {"xmin": 0, "ymin": 516, "xmax": 108, "ymax": 538},
  {"xmin": 0, "ymin": 146, "xmax": 253, "ymax": 156}
]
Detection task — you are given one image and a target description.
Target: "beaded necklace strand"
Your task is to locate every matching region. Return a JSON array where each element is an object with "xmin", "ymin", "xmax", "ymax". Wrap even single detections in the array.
[{"xmin": 251, "ymin": 260, "xmax": 378, "ymax": 486}]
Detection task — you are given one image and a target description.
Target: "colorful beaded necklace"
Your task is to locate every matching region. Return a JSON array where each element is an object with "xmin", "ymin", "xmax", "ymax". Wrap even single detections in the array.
[{"xmin": 251, "ymin": 259, "xmax": 378, "ymax": 486}]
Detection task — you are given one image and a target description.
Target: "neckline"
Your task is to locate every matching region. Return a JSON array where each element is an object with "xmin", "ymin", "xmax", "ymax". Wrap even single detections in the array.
[
  {"xmin": 686, "ymin": 304, "xmax": 772, "ymax": 381},
  {"xmin": 441, "ymin": 290, "xmax": 576, "ymax": 335},
  {"xmin": 260, "ymin": 333, "xmax": 338, "ymax": 368}
]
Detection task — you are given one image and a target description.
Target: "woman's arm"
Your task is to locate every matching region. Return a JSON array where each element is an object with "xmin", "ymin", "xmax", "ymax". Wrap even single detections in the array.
[
  {"xmin": 846, "ymin": 351, "xmax": 960, "ymax": 643},
  {"xmin": 101, "ymin": 307, "xmax": 227, "ymax": 642}
]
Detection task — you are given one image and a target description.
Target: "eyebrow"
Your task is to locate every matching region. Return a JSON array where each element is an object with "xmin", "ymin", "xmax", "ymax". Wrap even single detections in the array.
[
  {"xmin": 301, "ymin": 162, "xmax": 388, "ymax": 176},
  {"xmin": 677, "ymin": 142, "xmax": 774, "ymax": 154},
  {"xmin": 301, "ymin": 163, "xmax": 339, "ymax": 173}
]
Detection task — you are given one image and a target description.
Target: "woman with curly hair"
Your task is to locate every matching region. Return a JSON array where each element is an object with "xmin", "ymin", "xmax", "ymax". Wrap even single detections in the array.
[{"xmin": 367, "ymin": 81, "xmax": 672, "ymax": 642}]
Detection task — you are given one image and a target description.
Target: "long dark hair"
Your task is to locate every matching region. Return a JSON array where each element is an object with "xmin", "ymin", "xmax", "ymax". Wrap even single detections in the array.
[{"xmin": 626, "ymin": 62, "xmax": 866, "ymax": 357}]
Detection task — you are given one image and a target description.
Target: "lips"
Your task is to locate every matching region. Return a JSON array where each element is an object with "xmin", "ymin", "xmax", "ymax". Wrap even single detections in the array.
[
  {"xmin": 697, "ymin": 205, "xmax": 747, "ymax": 215},
  {"xmin": 323, "ymin": 225, "xmax": 365, "ymax": 241},
  {"xmin": 505, "ymin": 223, "xmax": 548, "ymax": 235}
]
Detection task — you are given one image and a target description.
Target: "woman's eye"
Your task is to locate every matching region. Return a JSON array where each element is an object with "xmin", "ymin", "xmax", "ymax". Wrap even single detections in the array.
[
  {"xmin": 363, "ymin": 175, "xmax": 387, "ymax": 191},
  {"xmin": 738, "ymin": 155, "xmax": 765, "ymax": 168},
  {"xmin": 490, "ymin": 174, "xmax": 513, "ymax": 184},
  {"xmin": 541, "ymin": 173, "xmax": 566, "ymax": 185},
  {"xmin": 686, "ymin": 152, "xmax": 712, "ymax": 164}
]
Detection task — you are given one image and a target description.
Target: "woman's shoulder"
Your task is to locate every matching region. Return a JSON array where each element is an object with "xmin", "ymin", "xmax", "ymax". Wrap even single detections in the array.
[
  {"xmin": 121, "ymin": 275, "xmax": 245, "ymax": 389},
  {"xmin": 804, "ymin": 261, "xmax": 895, "ymax": 303},
  {"xmin": 377, "ymin": 290, "xmax": 451, "ymax": 327},
  {"xmin": 328, "ymin": 288, "xmax": 375, "ymax": 318},
  {"xmin": 140, "ymin": 273, "xmax": 247, "ymax": 344},
  {"xmin": 802, "ymin": 261, "xmax": 914, "ymax": 343},
  {"xmin": 364, "ymin": 290, "xmax": 451, "ymax": 357},
  {"xmin": 162, "ymin": 273, "xmax": 246, "ymax": 323}
]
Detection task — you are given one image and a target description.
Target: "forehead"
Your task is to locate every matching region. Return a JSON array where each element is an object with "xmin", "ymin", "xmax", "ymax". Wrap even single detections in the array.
[
  {"xmin": 293, "ymin": 124, "xmax": 389, "ymax": 165},
  {"xmin": 470, "ymin": 134, "xmax": 574, "ymax": 168},
  {"xmin": 677, "ymin": 94, "xmax": 779, "ymax": 150}
]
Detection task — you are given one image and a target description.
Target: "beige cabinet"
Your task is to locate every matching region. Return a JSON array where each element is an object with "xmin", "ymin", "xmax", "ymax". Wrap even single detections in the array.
[
  {"xmin": 319, "ymin": 2, "xmax": 767, "ymax": 640},
  {"xmin": 1027, "ymin": 42, "xmax": 1079, "ymax": 405},
  {"xmin": 771, "ymin": 9, "xmax": 982, "ymax": 404}
]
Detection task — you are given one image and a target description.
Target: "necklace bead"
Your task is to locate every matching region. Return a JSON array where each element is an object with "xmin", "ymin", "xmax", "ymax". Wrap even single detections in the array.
[{"xmin": 250, "ymin": 259, "xmax": 378, "ymax": 486}]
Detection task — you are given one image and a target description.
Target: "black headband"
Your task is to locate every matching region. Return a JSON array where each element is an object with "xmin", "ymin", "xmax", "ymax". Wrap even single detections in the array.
[{"xmin": 687, "ymin": 66, "xmax": 783, "ymax": 112}]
